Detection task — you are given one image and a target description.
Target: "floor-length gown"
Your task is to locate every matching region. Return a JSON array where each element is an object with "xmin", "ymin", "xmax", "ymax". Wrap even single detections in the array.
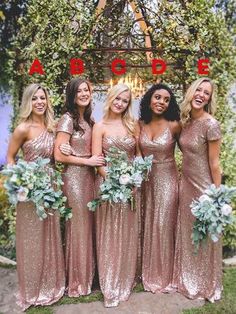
[
  {"xmin": 173, "ymin": 117, "xmax": 222, "ymax": 301},
  {"xmin": 57, "ymin": 113, "xmax": 95, "ymax": 297},
  {"xmin": 16, "ymin": 129, "xmax": 65, "ymax": 310},
  {"xmin": 95, "ymin": 135, "xmax": 139, "ymax": 307},
  {"xmin": 139, "ymin": 124, "xmax": 179, "ymax": 293}
]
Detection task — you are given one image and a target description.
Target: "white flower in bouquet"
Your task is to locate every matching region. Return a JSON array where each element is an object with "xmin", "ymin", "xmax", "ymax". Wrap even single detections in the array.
[
  {"xmin": 199, "ymin": 194, "xmax": 212, "ymax": 203},
  {"xmin": 17, "ymin": 187, "xmax": 29, "ymax": 202},
  {"xmin": 191, "ymin": 184, "xmax": 236, "ymax": 252},
  {"xmin": 87, "ymin": 147, "xmax": 153, "ymax": 211},
  {"xmin": 119, "ymin": 174, "xmax": 131, "ymax": 185},
  {"xmin": 131, "ymin": 172, "xmax": 143, "ymax": 187},
  {"xmin": 1, "ymin": 158, "xmax": 72, "ymax": 221},
  {"xmin": 221, "ymin": 204, "xmax": 232, "ymax": 216}
]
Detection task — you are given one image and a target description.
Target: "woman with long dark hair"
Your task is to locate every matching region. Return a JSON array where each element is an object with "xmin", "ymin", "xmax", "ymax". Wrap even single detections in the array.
[
  {"xmin": 54, "ymin": 77, "xmax": 104, "ymax": 297},
  {"xmin": 139, "ymin": 83, "xmax": 181, "ymax": 293}
]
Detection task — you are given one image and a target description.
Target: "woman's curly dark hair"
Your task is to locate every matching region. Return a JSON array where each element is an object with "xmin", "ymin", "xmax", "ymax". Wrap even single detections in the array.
[
  {"xmin": 63, "ymin": 77, "xmax": 94, "ymax": 134},
  {"xmin": 140, "ymin": 83, "xmax": 180, "ymax": 124}
]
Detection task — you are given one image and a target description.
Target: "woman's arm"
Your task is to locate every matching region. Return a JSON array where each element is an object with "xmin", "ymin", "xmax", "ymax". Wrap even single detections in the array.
[
  {"xmin": 134, "ymin": 121, "xmax": 142, "ymax": 157},
  {"xmin": 54, "ymin": 132, "xmax": 104, "ymax": 166},
  {"xmin": 208, "ymin": 139, "xmax": 222, "ymax": 187},
  {"xmin": 7, "ymin": 124, "xmax": 28, "ymax": 165},
  {"xmin": 170, "ymin": 121, "xmax": 182, "ymax": 140},
  {"xmin": 92, "ymin": 122, "xmax": 106, "ymax": 178}
]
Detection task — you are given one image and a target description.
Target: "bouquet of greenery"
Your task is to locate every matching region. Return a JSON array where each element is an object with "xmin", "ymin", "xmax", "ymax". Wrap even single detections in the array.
[
  {"xmin": 87, "ymin": 147, "xmax": 153, "ymax": 211},
  {"xmin": 191, "ymin": 184, "xmax": 236, "ymax": 251},
  {"xmin": 1, "ymin": 158, "xmax": 72, "ymax": 220}
]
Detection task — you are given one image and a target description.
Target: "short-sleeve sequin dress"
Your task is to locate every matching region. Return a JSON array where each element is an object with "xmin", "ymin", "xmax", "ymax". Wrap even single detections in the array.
[
  {"xmin": 173, "ymin": 117, "xmax": 222, "ymax": 301},
  {"xmin": 95, "ymin": 135, "xmax": 140, "ymax": 307},
  {"xmin": 139, "ymin": 124, "xmax": 179, "ymax": 293},
  {"xmin": 57, "ymin": 113, "xmax": 95, "ymax": 297},
  {"xmin": 16, "ymin": 129, "xmax": 65, "ymax": 310}
]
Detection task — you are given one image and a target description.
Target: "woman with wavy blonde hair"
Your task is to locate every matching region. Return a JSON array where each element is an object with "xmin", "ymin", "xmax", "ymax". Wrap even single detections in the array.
[
  {"xmin": 173, "ymin": 77, "xmax": 222, "ymax": 302},
  {"xmin": 18, "ymin": 83, "xmax": 55, "ymax": 132},
  {"xmin": 180, "ymin": 77, "xmax": 217, "ymax": 126},
  {"xmin": 6, "ymin": 83, "xmax": 65, "ymax": 310},
  {"xmin": 92, "ymin": 83, "xmax": 141, "ymax": 307}
]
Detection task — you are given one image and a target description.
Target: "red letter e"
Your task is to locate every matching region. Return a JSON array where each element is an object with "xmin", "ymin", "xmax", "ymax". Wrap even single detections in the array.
[
  {"xmin": 198, "ymin": 59, "xmax": 209, "ymax": 75},
  {"xmin": 29, "ymin": 59, "xmax": 44, "ymax": 75}
]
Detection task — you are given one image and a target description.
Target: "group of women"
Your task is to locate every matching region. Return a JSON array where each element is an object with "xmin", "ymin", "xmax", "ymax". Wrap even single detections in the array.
[{"xmin": 7, "ymin": 76, "xmax": 222, "ymax": 311}]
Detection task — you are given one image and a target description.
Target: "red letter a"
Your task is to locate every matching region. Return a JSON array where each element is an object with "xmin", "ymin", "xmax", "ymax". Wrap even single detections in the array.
[
  {"xmin": 152, "ymin": 59, "xmax": 167, "ymax": 75},
  {"xmin": 70, "ymin": 59, "xmax": 84, "ymax": 75},
  {"xmin": 29, "ymin": 59, "xmax": 44, "ymax": 75}
]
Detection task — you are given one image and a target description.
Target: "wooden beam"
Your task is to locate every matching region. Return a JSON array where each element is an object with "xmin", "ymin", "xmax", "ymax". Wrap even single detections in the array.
[{"xmin": 128, "ymin": 0, "xmax": 152, "ymax": 62}]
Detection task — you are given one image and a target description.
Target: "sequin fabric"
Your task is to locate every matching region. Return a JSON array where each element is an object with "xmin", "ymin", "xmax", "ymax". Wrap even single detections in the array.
[
  {"xmin": 139, "ymin": 125, "xmax": 178, "ymax": 293},
  {"xmin": 57, "ymin": 113, "xmax": 95, "ymax": 297},
  {"xmin": 173, "ymin": 117, "xmax": 222, "ymax": 301},
  {"xmin": 95, "ymin": 135, "xmax": 140, "ymax": 307},
  {"xmin": 16, "ymin": 130, "xmax": 65, "ymax": 310}
]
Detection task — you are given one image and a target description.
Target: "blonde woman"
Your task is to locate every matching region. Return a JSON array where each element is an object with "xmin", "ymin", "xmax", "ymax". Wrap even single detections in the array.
[
  {"xmin": 7, "ymin": 83, "xmax": 65, "ymax": 310},
  {"xmin": 173, "ymin": 78, "xmax": 222, "ymax": 301},
  {"xmin": 92, "ymin": 84, "xmax": 140, "ymax": 307}
]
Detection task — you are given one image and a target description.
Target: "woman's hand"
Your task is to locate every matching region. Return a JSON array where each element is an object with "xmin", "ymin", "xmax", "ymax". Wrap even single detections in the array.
[
  {"xmin": 59, "ymin": 143, "xmax": 73, "ymax": 156},
  {"xmin": 87, "ymin": 155, "xmax": 105, "ymax": 167}
]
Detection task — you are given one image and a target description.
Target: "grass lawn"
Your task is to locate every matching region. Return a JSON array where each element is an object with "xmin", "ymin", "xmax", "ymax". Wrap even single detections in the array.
[
  {"xmin": 26, "ymin": 268, "xmax": 236, "ymax": 314},
  {"xmin": 183, "ymin": 267, "xmax": 236, "ymax": 314}
]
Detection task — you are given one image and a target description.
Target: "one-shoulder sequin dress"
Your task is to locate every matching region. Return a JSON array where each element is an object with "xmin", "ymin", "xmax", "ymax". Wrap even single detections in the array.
[
  {"xmin": 16, "ymin": 129, "xmax": 65, "ymax": 310},
  {"xmin": 57, "ymin": 113, "xmax": 95, "ymax": 297},
  {"xmin": 95, "ymin": 135, "xmax": 140, "ymax": 307},
  {"xmin": 173, "ymin": 117, "xmax": 222, "ymax": 301},
  {"xmin": 139, "ymin": 124, "xmax": 179, "ymax": 293}
]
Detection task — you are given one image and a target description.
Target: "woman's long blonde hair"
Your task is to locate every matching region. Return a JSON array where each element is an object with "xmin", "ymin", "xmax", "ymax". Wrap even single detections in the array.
[
  {"xmin": 19, "ymin": 83, "xmax": 55, "ymax": 132},
  {"xmin": 181, "ymin": 77, "xmax": 217, "ymax": 126},
  {"xmin": 103, "ymin": 84, "xmax": 135, "ymax": 135}
]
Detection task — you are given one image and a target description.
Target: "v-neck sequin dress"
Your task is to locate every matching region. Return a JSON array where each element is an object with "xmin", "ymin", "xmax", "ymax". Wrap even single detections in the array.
[
  {"xmin": 173, "ymin": 117, "xmax": 222, "ymax": 301},
  {"xmin": 16, "ymin": 129, "xmax": 65, "ymax": 310},
  {"xmin": 95, "ymin": 135, "xmax": 140, "ymax": 307},
  {"xmin": 139, "ymin": 125, "xmax": 179, "ymax": 293},
  {"xmin": 57, "ymin": 113, "xmax": 95, "ymax": 297}
]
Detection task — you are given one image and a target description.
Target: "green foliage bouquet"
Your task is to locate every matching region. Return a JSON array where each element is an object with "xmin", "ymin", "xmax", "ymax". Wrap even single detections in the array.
[
  {"xmin": 191, "ymin": 184, "xmax": 236, "ymax": 252},
  {"xmin": 87, "ymin": 147, "xmax": 153, "ymax": 211},
  {"xmin": 1, "ymin": 158, "xmax": 72, "ymax": 220}
]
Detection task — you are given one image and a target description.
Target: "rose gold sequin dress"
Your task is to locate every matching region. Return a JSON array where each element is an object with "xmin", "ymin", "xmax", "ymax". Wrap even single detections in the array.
[
  {"xmin": 95, "ymin": 135, "xmax": 139, "ymax": 307},
  {"xmin": 139, "ymin": 124, "xmax": 178, "ymax": 293},
  {"xmin": 57, "ymin": 113, "xmax": 95, "ymax": 297},
  {"xmin": 16, "ymin": 129, "xmax": 65, "ymax": 310},
  {"xmin": 173, "ymin": 117, "xmax": 222, "ymax": 301}
]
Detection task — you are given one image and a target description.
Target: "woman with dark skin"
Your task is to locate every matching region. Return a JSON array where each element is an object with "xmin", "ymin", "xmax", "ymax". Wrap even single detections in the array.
[{"xmin": 139, "ymin": 83, "xmax": 181, "ymax": 293}]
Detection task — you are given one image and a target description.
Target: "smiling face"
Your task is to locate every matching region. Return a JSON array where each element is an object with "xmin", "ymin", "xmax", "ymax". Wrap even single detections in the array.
[
  {"xmin": 31, "ymin": 88, "xmax": 47, "ymax": 116},
  {"xmin": 150, "ymin": 89, "xmax": 170, "ymax": 115},
  {"xmin": 110, "ymin": 90, "xmax": 131, "ymax": 115},
  {"xmin": 75, "ymin": 82, "xmax": 91, "ymax": 107},
  {"xmin": 191, "ymin": 81, "xmax": 212, "ymax": 111}
]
